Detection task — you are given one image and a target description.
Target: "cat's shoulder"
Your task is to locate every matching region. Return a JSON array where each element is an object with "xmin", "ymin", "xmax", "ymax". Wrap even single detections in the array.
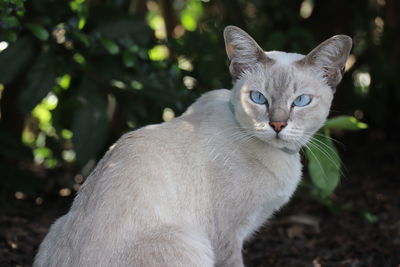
[
  {"xmin": 113, "ymin": 89, "xmax": 233, "ymax": 150},
  {"xmin": 184, "ymin": 89, "xmax": 231, "ymax": 115},
  {"xmin": 196, "ymin": 89, "xmax": 231, "ymax": 103}
]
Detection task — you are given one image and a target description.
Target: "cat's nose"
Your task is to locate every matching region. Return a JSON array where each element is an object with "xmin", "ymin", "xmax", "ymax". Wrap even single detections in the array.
[{"xmin": 269, "ymin": 121, "xmax": 287, "ymax": 133}]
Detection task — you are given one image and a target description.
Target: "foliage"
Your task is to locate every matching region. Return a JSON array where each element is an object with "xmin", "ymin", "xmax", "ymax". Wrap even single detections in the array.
[
  {"xmin": 0, "ymin": 0, "xmax": 396, "ymax": 199},
  {"xmin": 306, "ymin": 116, "xmax": 366, "ymax": 198}
]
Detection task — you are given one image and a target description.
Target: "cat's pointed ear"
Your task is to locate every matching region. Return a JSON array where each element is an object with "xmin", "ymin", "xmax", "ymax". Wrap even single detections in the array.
[
  {"xmin": 224, "ymin": 26, "xmax": 272, "ymax": 80},
  {"xmin": 300, "ymin": 35, "xmax": 352, "ymax": 89}
]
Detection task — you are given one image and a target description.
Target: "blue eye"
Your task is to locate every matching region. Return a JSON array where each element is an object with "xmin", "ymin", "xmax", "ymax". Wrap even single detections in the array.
[
  {"xmin": 250, "ymin": 91, "xmax": 267, "ymax": 105},
  {"xmin": 292, "ymin": 94, "xmax": 312, "ymax": 107}
]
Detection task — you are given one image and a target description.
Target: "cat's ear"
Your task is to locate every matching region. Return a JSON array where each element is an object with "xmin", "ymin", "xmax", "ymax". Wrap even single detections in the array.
[
  {"xmin": 223, "ymin": 26, "xmax": 271, "ymax": 80},
  {"xmin": 300, "ymin": 35, "xmax": 352, "ymax": 89}
]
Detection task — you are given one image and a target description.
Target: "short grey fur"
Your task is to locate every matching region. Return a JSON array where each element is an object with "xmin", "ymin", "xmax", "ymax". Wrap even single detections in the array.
[{"xmin": 34, "ymin": 26, "xmax": 351, "ymax": 267}]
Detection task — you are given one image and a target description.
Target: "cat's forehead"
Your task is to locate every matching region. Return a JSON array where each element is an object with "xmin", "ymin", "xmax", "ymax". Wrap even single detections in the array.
[
  {"xmin": 244, "ymin": 53, "xmax": 320, "ymax": 97},
  {"xmin": 265, "ymin": 51, "xmax": 305, "ymax": 65},
  {"xmin": 250, "ymin": 51, "xmax": 309, "ymax": 83},
  {"xmin": 248, "ymin": 57, "xmax": 304, "ymax": 86},
  {"xmin": 243, "ymin": 50, "xmax": 324, "ymax": 95}
]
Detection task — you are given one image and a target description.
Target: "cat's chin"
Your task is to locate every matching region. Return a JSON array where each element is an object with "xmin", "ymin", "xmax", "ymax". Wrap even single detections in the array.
[
  {"xmin": 253, "ymin": 133, "xmax": 302, "ymax": 153},
  {"xmin": 268, "ymin": 139, "xmax": 300, "ymax": 152}
]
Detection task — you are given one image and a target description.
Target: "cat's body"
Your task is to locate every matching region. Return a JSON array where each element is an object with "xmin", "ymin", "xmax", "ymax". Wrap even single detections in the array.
[
  {"xmin": 34, "ymin": 26, "xmax": 351, "ymax": 267},
  {"xmin": 35, "ymin": 89, "xmax": 300, "ymax": 267}
]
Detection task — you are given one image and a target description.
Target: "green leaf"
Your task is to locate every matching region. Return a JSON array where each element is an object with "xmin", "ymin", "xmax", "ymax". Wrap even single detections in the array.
[
  {"xmin": 324, "ymin": 116, "xmax": 368, "ymax": 130},
  {"xmin": 0, "ymin": 36, "xmax": 35, "ymax": 84},
  {"xmin": 71, "ymin": 30, "xmax": 90, "ymax": 47},
  {"xmin": 101, "ymin": 38, "xmax": 120, "ymax": 55},
  {"xmin": 58, "ymin": 74, "xmax": 71, "ymax": 89},
  {"xmin": 362, "ymin": 211, "xmax": 378, "ymax": 223},
  {"xmin": 78, "ymin": 17, "xmax": 86, "ymax": 30},
  {"xmin": 3, "ymin": 30, "xmax": 18, "ymax": 42},
  {"xmin": 19, "ymin": 51, "xmax": 56, "ymax": 112},
  {"xmin": 73, "ymin": 53, "xmax": 86, "ymax": 65},
  {"xmin": 180, "ymin": 0, "xmax": 203, "ymax": 31},
  {"xmin": 72, "ymin": 78, "xmax": 109, "ymax": 165},
  {"xmin": 306, "ymin": 133, "xmax": 341, "ymax": 197},
  {"xmin": 122, "ymin": 50, "xmax": 135, "ymax": 67},
  {"xmin": 3, "ymin": 15, "xmax": 20, "ymax": 27},
  {"xmin": 26, "ymin": 23, "xmax": 49, "ymax": 41},
  {"xmin": 181, "ymin": 13, "xmax": 197, "ymax": 31},
  {"xmin": 148, "ymin": 45, "xmax": 169, "ymax": 61}
]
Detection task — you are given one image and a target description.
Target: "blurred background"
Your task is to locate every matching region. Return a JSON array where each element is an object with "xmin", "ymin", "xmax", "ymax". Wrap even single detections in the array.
[{"xmin": 0, "ymin": 0, "xmax": 399, "ymax": 266}]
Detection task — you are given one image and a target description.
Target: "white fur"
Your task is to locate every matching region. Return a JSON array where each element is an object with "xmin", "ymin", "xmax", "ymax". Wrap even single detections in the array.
[
  {"xmin": 34, "ymin": 90, "xmax": 302, "ymax": 267},
  {"xmin": 34, "ymin": 26, "xmax": 350, "ymax": 267},
  {"xmin": 265, "ymin": 51, "xmax": 305, "ymax": 65}
]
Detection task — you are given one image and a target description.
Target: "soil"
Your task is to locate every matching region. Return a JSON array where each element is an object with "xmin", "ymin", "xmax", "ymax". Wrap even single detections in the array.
[{"xmin": 1, "ymin": 132, "xmax": 399, "ymax": 267}]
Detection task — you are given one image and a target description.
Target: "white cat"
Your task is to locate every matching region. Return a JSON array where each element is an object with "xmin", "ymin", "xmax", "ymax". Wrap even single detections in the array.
[{"xmin": 34, "ymin": 26, "xmax": 352, "ymax": 267}]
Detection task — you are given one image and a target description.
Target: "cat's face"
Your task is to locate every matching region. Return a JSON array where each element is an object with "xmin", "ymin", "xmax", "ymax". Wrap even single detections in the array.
[
  {"xmin": 231, "ymin": 60, "xmax": 333, "ymax": 151},
  {"xmin": 224, "ymin": 26, "xmax": 352, "ymax": 151}
]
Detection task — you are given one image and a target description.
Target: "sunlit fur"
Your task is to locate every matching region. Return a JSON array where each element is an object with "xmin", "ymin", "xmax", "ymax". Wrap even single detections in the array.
[{"xmin": 34, "ymin": 26, "xmax": 351, "ymax": 267}]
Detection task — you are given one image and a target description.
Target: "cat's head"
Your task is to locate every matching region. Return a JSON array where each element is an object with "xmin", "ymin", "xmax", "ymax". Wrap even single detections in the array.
[{"xmin": 224, "ymin": 26, "xmax": 352, "ymax": 152}]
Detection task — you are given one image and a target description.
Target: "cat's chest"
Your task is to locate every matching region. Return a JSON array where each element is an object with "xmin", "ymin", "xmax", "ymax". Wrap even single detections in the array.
[
  {"xmin": 246, "ymin": 159, "xmax": 300, "ymax": 213},
  {"xmin": 211, "ymin": 150, "xmax": 301, "ymax": 212},
  {"xmin": 210, "ymin": 153, "xmax": 302, "ymax": 242},
  {"xmin": 228, "ymin": 149, "xmax": 301, "ymax": 196}
]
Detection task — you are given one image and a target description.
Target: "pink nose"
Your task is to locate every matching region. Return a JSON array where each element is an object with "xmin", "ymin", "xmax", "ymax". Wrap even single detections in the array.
[{"xmin": 269, "ymin": 121, "xmax": 287, "ymax": 133}]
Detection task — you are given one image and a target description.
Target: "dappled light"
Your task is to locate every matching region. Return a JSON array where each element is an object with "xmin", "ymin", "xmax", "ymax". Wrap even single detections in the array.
[
  {"xmin": 299, "ymin": 0, "xmax": 314, "ymax": 19},
  {"xmin": 353, "ymin": 71, "xmax": 371, "ymax": 96},
  {"xmin": 183, "ymin": 76, "xmax": 196, "ymax": 90},
  {"xmin": 180, "ymin": 0, "xmax": 203, "ymax": 31},
  {"xmin": 162, "ymin": 107, "xmax": 175, "ymax": 121},
  {"xmin": 35, "ymin": 197, "xmax": 43, "ymax": 205},
  {"xmin": 110, "ymin": 80, "xmax": 127, "ymax": 89},
  {"xmin": 57, "ymin": 74, "xmax": 71, "ymax": 90},
  {"xmin": 148, "ymin": 44, "xmax": 170, "ymax": 61},
  {"xmin": 147, "ymin": 1, "xmax": 167, "ymax": 40},
  {"xmin": 62, "ymin": 150, "xmax": 76, "ymax": 163},
  {"xmin": 58, "ymin": 188, "xmax": 71, "ymax": 197},
  {"xmin": 0, "ymin": 41, "xmax": 8, "ymax": 52},
  {"xmin": 14, "ymin": 192, "xmax": 26, "ymax": 200},
  {"xmin": 177, "ymin": 56, "xmax": 193, "ymax": 71},
  {"xmin": 52, "ymin": 25, "xmax": 67, "ymax": 44}
]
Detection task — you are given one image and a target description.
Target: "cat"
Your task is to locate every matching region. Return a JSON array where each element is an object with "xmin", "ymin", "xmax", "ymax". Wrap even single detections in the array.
[{"xmin": 34, "ymin": 26, "xmax": 352, "ymax": 267}]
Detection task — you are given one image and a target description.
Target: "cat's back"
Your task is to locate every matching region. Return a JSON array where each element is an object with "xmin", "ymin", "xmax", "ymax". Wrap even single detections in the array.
[
  {"xmin": 64, "ymin": 89, "xmax": 233, "ymax": 221},
  {"xmin": 96, "ymin": 88, "xmax": 231, "ymax": 165},
  {"xmin": 119, "ymin": 88, "xmax": 232, "ymax": 143},
  {"xmin": 107, "ymin": 88, "xmax": 233, "ymax": 165},
  {"xmin": 114, "ymin": 88, "xmax": 233, "ymax": 163},
  {"xmin": 73, "ymin": 89, "xmax": 232, "ymax": 201},
  {"xmin": 34, "ymin": 89, "xmax": 233, "ymax": 266}
]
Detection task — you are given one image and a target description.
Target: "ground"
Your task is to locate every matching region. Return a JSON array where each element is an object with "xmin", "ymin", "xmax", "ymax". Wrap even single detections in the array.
[{"xmin": 1, "ymin": 132, "xmax": 399, "ymax": 267}]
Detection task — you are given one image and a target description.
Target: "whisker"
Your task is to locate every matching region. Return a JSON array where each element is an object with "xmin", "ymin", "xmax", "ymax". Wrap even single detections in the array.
[
  {"xmin": 311, "ymin": 132, "xmax": 346, "ymax": 148},
  {"xmin": 306, "ymin": 139, "xmax": 347, "ymax": 178},
  {"xmin": 307, "ymin": 136, "xmax": 340, "ymax": 156},
  {"xmin": 302, "ymin": 141, "xmax": 330, "ymax": 182}
]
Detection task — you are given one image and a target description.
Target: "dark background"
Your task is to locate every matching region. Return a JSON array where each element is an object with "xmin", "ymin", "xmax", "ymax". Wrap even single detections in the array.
[{"xmin": 0, "ymin": 0, "xmax": 399, "ymax": 266}]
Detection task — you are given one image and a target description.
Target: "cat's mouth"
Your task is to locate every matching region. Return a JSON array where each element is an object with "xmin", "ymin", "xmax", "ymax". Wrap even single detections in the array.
[
  {"xmin": 250, "ymin": 128, "xmax": 302, "ymax": 151},
  {"xmin": 268, "ymin": 132, "xmax": 302, "ymax": 150},
  {"xmin": 272, "ymin": 136, "xmax": 291, "ymax": 146}
]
